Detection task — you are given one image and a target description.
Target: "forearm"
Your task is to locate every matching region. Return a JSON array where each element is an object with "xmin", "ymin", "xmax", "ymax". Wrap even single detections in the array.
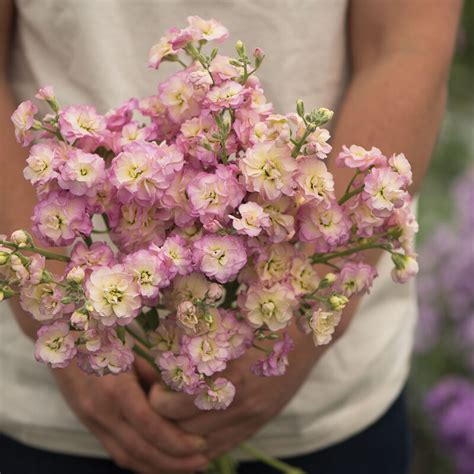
[{"xmin": 0, "ymin": 80, "xmax": 42, "ymax": 339}]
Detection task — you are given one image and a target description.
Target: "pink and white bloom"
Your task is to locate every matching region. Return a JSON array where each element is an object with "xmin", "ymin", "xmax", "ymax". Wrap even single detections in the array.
[
  {"xmin": 205, "ymin": 81, "xmax": 247, "ymax": 111},
  {"xmin": 295, "ymin": 157, "xmax": 335, "ymax": 202},
  {"xmin": 337, "ymin": 145, "xmax": 386, "ymax": 170},
  {"xmin": 363, "ymin": 167, "xmax": 408, "ymax": 214},
  {"xmin": 86, "ymin": 264, "xmax": 141, "ymax": 326},
  {"xmin": 123, "ymin": 249, "xmax": 165, "ymax": 299},
  {"xmin": 389, "ymin": 153, "xmax": 413, "ymax": 186},
  {"xmin": 32, "ymin": 191, "xmax": 92, "ymax": 246},
  {"xmin": 158, "ymin": 351, "xmax": 201, "ymax": 394},
  {"xmin": 23, "ymin": 143, "xmax": 59, "ymax": 185},
  {"xmin": 309, "ymin": 308, "xmax": 342, "ymax": 346},
  {"xmin": 251, "ymin": 332, "xmax": 294, "ymax": 376},
  {"xmin": 194, "ymin": 378, "xmax": 235, "ymax": 410},
  {"xmin": 336, "ymin": 262, "xmax": 377, "ymax": 297},
  {"xmin": 297, "ymin": 201, "xmax": 351, "ymax": 252},
  {"xmin": 242, "ymin": 283, "xmax": 296, "ymax": 331},
  {"xmin": 59, "ymin": 105, "xmax": 106, "ymax": 142},
  {"xmin": 58, "ymin": 150, "xmax": 105, "ymax": 196},
  {"xmin": 391, "ymin": 253, "xmax": 419, "ymax": 283},
  {"xmin": 69, "ymin": 241, "xmax": 115, "ymax": 269},
  {"xmin": 187, "ymin": 16, "xmax": 229, "ymax": 42},
  {"xmin": 35, "ymin": 86, "xmax": 56, "ymax": 102},
  {"xmin": 106, "ymin": 98, "xmax": 138, "ymax": 131},
  {"xmin": 230, "ymin": 201, "xmax": 270, "ymax": 237},
  {"xmin": 193, "ymin": 234, "xmax": 247, "ymax": 283},
  {"xmin": 240, "ymin": 143, "xmax": 297, "ymax": 200},
  {"xmin": 158, "ymin": 235, "xmax": 193, "ymax": 277},
  {"xmin": 185, "ymin": 333, "xmax": 229, "ymax": 376},
  {"xmin": 11, "ymin": 100, "xmax": 38, "ymax": 146},
  {"xmin": 35, "ymin": 321, "xmax": 77, "ymax": 368},
  {"xmin": 86, "ymin": 340, "xmax": 134, "ymax": 375}
]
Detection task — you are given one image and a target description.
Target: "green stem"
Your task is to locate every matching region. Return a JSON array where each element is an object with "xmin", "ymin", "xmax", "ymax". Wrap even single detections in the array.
[
  {"xmin": 0, "ymin": 240, "xmax": 70, "ymax": 262},
  {"xmin": 342, "ymin": 170, "xmax": 360, "ymax": 197},
  {"xmin": 337, "ymin": 185, "xmax": 365, "ymax": 206},
  {"xmin": 239, "ymin": 443, "xmax": 306, "ymax": 474},
  {"xmin": 132, "ymin": 345, "xmax": 161, "ymax": 375},
  {"xmin": 291, "ymin": 129, "xmax": 312, "ymax": 158},
  {"xmin": 125, "ymin": 326, "xmax": 152, "ymax": 349},
  {"xmin": 252, "ymin": 343, "xmax": 271, "ymax": 354},
  {"xmin": 311, "ymin": 242, "xmax": 390, "ymax": 264},
  {"xmin": 209, "ymin": 454, "xmax": 237, "ymax": 474},
  {"xmin": 177, "ymin": 58, "xmax": 188, "ymax": 68}
]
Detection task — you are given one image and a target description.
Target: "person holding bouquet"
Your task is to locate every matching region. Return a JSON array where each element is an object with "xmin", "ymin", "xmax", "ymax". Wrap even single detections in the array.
[{"xmin": 0, "ymin": 1, "xmax": 462, "ymax": 473}]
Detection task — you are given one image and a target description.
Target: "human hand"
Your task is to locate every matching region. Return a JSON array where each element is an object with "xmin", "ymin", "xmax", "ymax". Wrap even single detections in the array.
[
  {"xmin": 52, "ymin": 362, "xmax": 209, "ymax": 473},
  {"xmin": 149, "ymin": 328, "xmax": 324, "ymax": 459}
]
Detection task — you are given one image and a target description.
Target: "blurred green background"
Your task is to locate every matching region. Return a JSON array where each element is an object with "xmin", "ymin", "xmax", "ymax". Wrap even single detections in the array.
[{"xmin": 409, "ymin": 2, "xmax": 474, "ymax": 473}]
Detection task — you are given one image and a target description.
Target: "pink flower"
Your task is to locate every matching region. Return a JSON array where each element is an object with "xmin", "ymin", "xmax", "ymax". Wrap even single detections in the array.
[
  {"xmin": 86, "ymin": 339, "xmax": 134, "ymax": 375},
  {"xmin": 240, "ymin": 143, "xmax": 297, "ymax": 200},
  {"xmin": 391, "ymin": 253, "xmax": 419, "ymax": 283},
  {"xmin": 336, "ymin": 262, "xmax": 377, "ymax": 297},
  {"xmin": 309, "ymin": 308, "xmax": 341, "ymax": 346},
  {"xmin": 69, "ymin": 241, "xmax": 115, "ymax": 270},
  {"xmin": 11, "ymin": 100, "xmax": 38, "ymax": 146},
  {"xmin": 336, "ymin": 145, "xmax": 386, "ymax": 170},
  {"xmin": 123, "ymin": 249, "xmax": 166, "ymax": 299},
  {"xmin": 251, "ymin": 333, "xmax": 294, "ymax": 376},
  {"xmin": 187, "ymin": 165, "xmax": 244, "ymax": 222},
  {"xmin": 218, "ymin": 310, "xmax": 253, "ymax": 359},
  {"xmin": 363, "ymin": 167, "xmax": 408, "ymax": 215},
  {"xmin": 23, "ymin": 143, "xmax": 59, "ymax": 186},
  {"xmin": 193, "ymin": 234, "xmax": 247, "ymax": 283},
  {"xmin": 158, "ymin": 352, "xmax": 201, "ymax": 394},
  {"xmin": 58, "ymin": 150, "xmax": 105, "ymax": 196},
  {"xmin": 208, "ymin": 55, "xmax": 240, "ymax": 84},
  {"xmin": 194, "ymin": 378, "xmax": 235, "ymax": 410},
  {"xmin": 230, "ymin": 201, "xmax": 271, "ymax": 237},
  {"xmin": 295, "ymin": 157, "xmax": 335, "ymax": 202},
  {"xmin": 187, "ymin": 16, "xmax": 229, "ymax": 42},
  {"xmin": 389, "ymin": 153, "xmax": 413, "ymax": 186},
  {"xmin": 86, "ymin": 264, "xmax": 142, "ymax": 326},
  {"xmin": 35, "ymin": 322, "xmax": 77, "ymax": 368},
  {"xmin": 35, "ymin": 86, "xmax": 56, "ymax": 102},
  {"xmin": 20, "ymin": 282, "xmax": 69, "ymax": 322},
  {"xmin": 297, "ymin": 201, "xmax": 351, "ymax": 252},
  {"xmin": 105, "ymin": 98, "xmax": 138, "ymax": 131},
  {"xmin": 241, "ymin": 283, "xmax": 296, "ymax": 331},
  {"xmin": 32, "ymin": 191, "xmax": 92, "ymax": 246},
  {"xmin": 185, "ymin": 333, "xmax": 229, "ymax": 376},
  {"xmin": 204, "ymin": 81, "xmax": 247, "ymax": 111},
  {"xmin": 59, "ymin": 105, "xmax": 106, "ymax": 142},
  {"xmin": 158, "ymin": 235, "xmax": 193, "ymax": 277}
]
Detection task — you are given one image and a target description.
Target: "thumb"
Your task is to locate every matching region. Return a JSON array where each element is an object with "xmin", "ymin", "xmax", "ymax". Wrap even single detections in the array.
[
  {"xmin": 134, "ymin": 356, "xmax": 159, "ymax": 390},
  {"xmin": 149, "ymin": 383, "xmax": 201, "ymax": 421}
]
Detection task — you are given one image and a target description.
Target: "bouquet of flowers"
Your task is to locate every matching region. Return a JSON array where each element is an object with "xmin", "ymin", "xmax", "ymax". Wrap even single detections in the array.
[{"xmin": 1, "ymin": 16, "xmax": 418, "ymax": 473}]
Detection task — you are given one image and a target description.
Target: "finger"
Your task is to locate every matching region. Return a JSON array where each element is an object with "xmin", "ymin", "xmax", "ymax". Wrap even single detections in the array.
[
  {"xmin": 134, "ymin": 356, "xmax": 159, "ymax": 389},
  {"xmin": 149, "ymin": 383, "xmax": 201, "ymax": 420},
  {"xmin": 112, "ymin": 417, "xmax": 209, "ymax": 473},
  {"xmin": 179, "ymin": 409, "xmax": 238, "ymax": 437},
  {"xmin": 119, "ymin": 377, "xmax": 208, "ymax": 457}
]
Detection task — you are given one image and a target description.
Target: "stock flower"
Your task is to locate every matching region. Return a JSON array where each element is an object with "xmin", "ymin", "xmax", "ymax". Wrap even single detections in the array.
[
  {"xmin": 297, "ymin": 201, "xmax": 351, "ymax": 252},
  {"xmin": 158, "ymin": 235, "xmax": 193, "ymax": 277},
  {"xmin": 187, "ymin": 16, "xmax": 229, "ymax": 42},
  {"xmin": 336, "ymin": 145, "xmax": 386, "ymax": 170},
  {"xmin": 230, "ymin": 201, "xmax": 270, "ymax": 237},
  {"xmin": 240, "ymin": 143, "xmax": 297, "ymax": 200},
  {"xmin": 11, "ymin": 100, "xmax": 38, "ymax": 146},
  {"xmin": 69, "ymin": 241, "xmax": 115, "ymax": 269},
  {"xmin": 35, "ymin": 322, "xmax": 77, "ymax": 368},
  {"xmin": 20, "ymin": 282, "xmax": 68, "ymax": 321},
  {"xmin": 389, "ymin": 153, "xmax": 412, "ymax": 186},
  {"xmin": 23, "ymin": 143, "xmax": 59, "ymax": 185},
  {"xmin": 105, "ymin": 98, "xmax": 138, "ymax": 131},
  {"xmin": 295, "ymin": 157, "xmax": 335, "ymax": 202},
  {"xmin": 166, "ymin": 272, "xmax": 211, "ymax": 309},
  {"xmin": 242, "ymin": 283, "xmax": 296, "ymax": 331},
  {"xmin": 58, "ymin": 149, "xmax": 106, "ymax": 196},
  {"xmin": 32, "ymin": 191, "xmax": 92, "ymax": 246},
  {"xmin": 194, "ymin": 378, "xmax": 235, "ymax": 410},
  {"xmin": 309, "ymin": 308, "xmax": 341, "ymax": 346},
  {"xmin": 391, "ymin": 253, "xmax": 419, "ymax": 283},
  {"xmin": 35, "ymin": 86, "xmax": 56, "ymax": 102},
  {"xmin": 176, "ymin": 300, "xmax": 199, "ymax": 332},
  {"xmin": 59, "ymin": 105, "xmax": 106, "ymax": 142},
  {"xmin": 187, "ymin": 165, "xmax": 244, "ymax": 221},
  {"xmin": 256, "ymin": 243, "xmax": 294, "ymax": 284},
  {"xmin": 218, "ymin": 309, "xmax": 253, "ymax": 359},
  {"xmin": 158, "ymin": 351, "xmax": 201, "ymax": 393},
  {"xmin": 86, "ymin": 341, "xmax": 134, "ymax": 375},
  {"xmin": 363, "ymin": 167, "xmax": 407, "ymax": 214},
  {"xmin": 185, "ymin": 333, "xmax": 229, "ymax": 376},
  {"xmin": 193, "ymin": 234, "xmax": 247, "ymax": 283},
  {"xmin": 336, "ymin": 262, "xmax": 377, "ymax": 297},
  {"xmin": 259, "ymin": 196, "xmax": 296, "ymax": 243},
  {"xmin": 251, "ymin": 332, "xmax": 294, "ymax": 377},
  {"xmin": 289, "ymin": 257, "xmax": 320, "ymax": 296},
  {"xmin": 86, "ymin": 264, "xmax": 141, "ymax": 326},
  {"xmin": 205, "ymin": 81, "xmax": 247, "ymax": 111},
  {"xmin": 123, "ymin": 249, "xmax": 165, "ymax": 299}
]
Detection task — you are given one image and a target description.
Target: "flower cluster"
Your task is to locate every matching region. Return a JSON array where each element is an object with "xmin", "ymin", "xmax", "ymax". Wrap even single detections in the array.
[{"xmin": 2, "ymin": 16, "xmax": 418, "ymax": 411}]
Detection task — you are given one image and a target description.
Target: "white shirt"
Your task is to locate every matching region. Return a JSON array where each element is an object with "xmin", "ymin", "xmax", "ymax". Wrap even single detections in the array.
[{"xmin": 0, "ymin": 0, "xmax": 417, "ymax": 459}]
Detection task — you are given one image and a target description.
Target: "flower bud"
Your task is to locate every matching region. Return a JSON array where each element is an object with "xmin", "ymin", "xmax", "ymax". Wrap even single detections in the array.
[
  {"xmin": 10, "ymin": 230, "xmax": 31, "ymax": 248},
  {"xmin": 70, "ymin": 310, "xmax": 89, "ymax": 330},
  {"xmin": 66, "ymin": 266, "xmax": 85, "ymax": 284},
  {"xmin": 319, "ymin": 272, "xmax": 337, "ymax": 288},
  {"xmin": 328, "ymin": 294, "xmax": 349, "ymax": 311},
  {"xmin": 253, "ymin": 47, "xmax": 265, "ymax": 65},
  {"xmin": 0, "ymin": 251, "xmax": 10, "ymax": 265},
  {"xmin": 0, "ymin": 285, "xmax": 15, "ymax": 301},
  {"xmin": 317, "ymin": 107, "xmax": 334, "ymax": 123},
  {"xmin": 296, "ymin": 99, "xmax": 305, "ymax": 117},
  {"xmin": 235, "ymin": 40, "xmax": 246, "ymax": 57},
  {"xmin": 206, "ymin": 283, "xmax": 224, "ymax": 302},
  {"xmin": 176, "ymin": 300, "xmax": 199, "ymax": 331}
]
